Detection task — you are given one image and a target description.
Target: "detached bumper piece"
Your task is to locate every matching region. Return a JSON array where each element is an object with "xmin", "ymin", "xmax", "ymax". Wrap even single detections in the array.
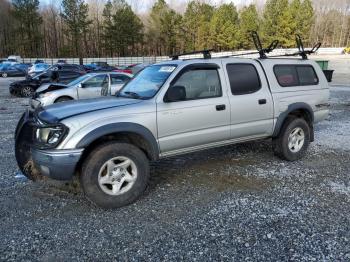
[{"xmin": 31, "ymin": 148, "xmax": 83, "ymax": 180}]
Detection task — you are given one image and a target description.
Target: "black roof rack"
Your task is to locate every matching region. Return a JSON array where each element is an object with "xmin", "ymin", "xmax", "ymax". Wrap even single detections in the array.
[
  {"xmin": 268, "ymin": 35, "xmax": 321, "ymax": 59},
  {"xmin": 170, "ymin": 49, "xmax": 213, "ymax": 60},
  {"xmin": 168, "ymin": 32, "xmax": 321, "ymax": 61}
]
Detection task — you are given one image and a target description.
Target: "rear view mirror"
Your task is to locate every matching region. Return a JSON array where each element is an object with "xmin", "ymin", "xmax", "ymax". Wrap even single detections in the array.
[{"xmin": 164, "ymin": 85, "xmax": 186, "ymax": 102}]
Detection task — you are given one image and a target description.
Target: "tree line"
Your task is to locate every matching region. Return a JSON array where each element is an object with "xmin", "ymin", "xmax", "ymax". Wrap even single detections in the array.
[{"xmin": 0, "ymin": 0, "xmax": 349, "ymax": 58}]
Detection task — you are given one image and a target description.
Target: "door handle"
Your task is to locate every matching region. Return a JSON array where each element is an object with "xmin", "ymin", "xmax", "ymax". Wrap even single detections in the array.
[
  {"xmin": 258, "ymin": 99, "xmax": 267, "ymax": 105},
  {"xmin": 216, "ymin": 104, "xmax": 226, "ymax": 111}
]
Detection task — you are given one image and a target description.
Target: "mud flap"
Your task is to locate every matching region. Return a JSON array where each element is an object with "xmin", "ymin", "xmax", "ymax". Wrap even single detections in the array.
[{"xmin": 14, "ymin": 112, "xmax": 43, "ymax": 181}]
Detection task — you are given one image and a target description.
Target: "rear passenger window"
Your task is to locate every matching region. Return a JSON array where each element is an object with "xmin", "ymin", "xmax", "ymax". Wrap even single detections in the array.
[
  {"xmin": 226, "ymin": 64, "xmax": 261, "ymax": 95},
  {"xmin": 274, "ymin": 65, "xmax": 318, "ymax": 87}
]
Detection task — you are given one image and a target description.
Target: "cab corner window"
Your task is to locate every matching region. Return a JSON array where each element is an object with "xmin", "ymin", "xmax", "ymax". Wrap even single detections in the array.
[
  {"xmin": 226, "ymin": 64, "xmax": 261, "ymax": 95},
  {"xmin": 274, "ymin": 65, "xmax": 318, "ymax": 87},
  {"xmin": 170, "ymin": 68, "xmax": 222, "ymax": 101}
]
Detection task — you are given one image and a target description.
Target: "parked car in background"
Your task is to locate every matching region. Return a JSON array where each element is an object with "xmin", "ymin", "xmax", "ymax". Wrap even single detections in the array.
[
  {"xmin": 51, "ymin": 64, "xmax": 86, "ymax": 74},
  {"xmin": 7, "ymin": 55, "xmax": 22, "ymax": 63},
  {"xmin": 34, "ymin": 59, "xmax": 45, "ymax": 64},
  {"xmin": 115, "ymin": 64, "xmax": 139, "ymax": 74},
  {"xmin": 28, "ymin": 63, "xmax": 50, "ymax": 77},
  {"xmin": 84, "ymin": 62, "xmax": 116, "ymax": 72},
  {"xmin": 9, "ymin": 66, "xmax": 86, "ymax": 97},
  {"xmin": 57, "ymin": 59, "xmax": 67, "ymax": 64},
  {"xmin": 30, "ymin": 72, "xmax": 133, "ymax": 108},
  {"xmin": 15, "ymin": 63, "xmax": 32, "ymax": 73},
  {"xmin": 0, "ymin": 63, "xmax": 27, "ymax": 77},
  {"xmin": 0, "ymin": 59, "xmax": 6, "ymax": 64}
]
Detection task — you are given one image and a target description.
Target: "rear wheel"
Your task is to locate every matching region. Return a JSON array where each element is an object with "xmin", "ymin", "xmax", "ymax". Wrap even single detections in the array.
[
  {"xmin": 21, "ymin": 86, "xmax": 35, "ymax": 97},
  {"xmin": 81, "ymin": 142, "xmax": 150, "ymax": 209},
  {"xmin": 273, "ymin": 117, "xmax": 310, "ymax": 161},
  {"xmin": 2, "ymin": 73, "xmax": 8, "ymax": 78}
]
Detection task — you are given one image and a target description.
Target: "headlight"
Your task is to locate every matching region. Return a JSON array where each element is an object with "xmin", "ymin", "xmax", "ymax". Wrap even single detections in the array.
[{"xmin": 35, "ymin": 124, "xmax": 68, "ymax": 148}]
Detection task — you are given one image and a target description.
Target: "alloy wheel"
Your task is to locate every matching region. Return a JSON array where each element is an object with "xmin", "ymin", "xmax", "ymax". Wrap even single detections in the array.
[
  {"xmin": 98, "ymin": 156, "xmax": 138, "ymax": 196},
  {"xmin": 288, "ymin": 127, "xmax": 305, "ymax": 153}
]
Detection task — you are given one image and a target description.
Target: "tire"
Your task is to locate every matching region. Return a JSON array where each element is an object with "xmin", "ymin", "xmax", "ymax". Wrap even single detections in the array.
[
  {"xmin": 21, "ymin": 86, "xmax": 35, "ymax": 97},
  {"xmin": 15, "ymin": 122, "xmax": 43, "ymax": 181},
  {"xmin": 2, "ymin": 73, "xmax": 8, "ymax": 78},
  {"xmin": 55, "ymin": 97, "xmax": 73, "ymax": 103},
  {"xmin": 272, "ymin": 117, "xmax": 310, "ymax": 161},
  {"xmin": 81, "ymin": 142, "xmax": 150, "ymax": 209}
]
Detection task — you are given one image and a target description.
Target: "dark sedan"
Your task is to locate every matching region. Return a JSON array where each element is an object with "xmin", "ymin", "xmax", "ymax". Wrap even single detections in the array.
[
  {"xmin": 9, "ymin": 68, "xmax": 86, "ymax": 97},
  {"xmin": 0, "ymin": 64, "xmax": 27, "ymax": 77}
]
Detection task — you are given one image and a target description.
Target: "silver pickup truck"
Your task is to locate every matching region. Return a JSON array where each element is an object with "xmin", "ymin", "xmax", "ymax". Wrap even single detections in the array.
[{"xmin": 15, "ymin": 55, "xmax": 329, "ymax": 209}]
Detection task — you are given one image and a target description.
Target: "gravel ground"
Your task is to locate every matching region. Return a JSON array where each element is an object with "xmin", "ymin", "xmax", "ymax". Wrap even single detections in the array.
[{"xmin": 0, "ymin": 77, "xmax": 349, "ymax": 261}]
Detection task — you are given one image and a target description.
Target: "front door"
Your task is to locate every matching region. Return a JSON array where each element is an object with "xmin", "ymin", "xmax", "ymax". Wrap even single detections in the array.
[
  {"xmin": 157, "ymin": 63, "xmax": 231, "ymax": 155},
  {"xmin": 78, "ymin": 74, "xmax": 108, "ymax": 99}
]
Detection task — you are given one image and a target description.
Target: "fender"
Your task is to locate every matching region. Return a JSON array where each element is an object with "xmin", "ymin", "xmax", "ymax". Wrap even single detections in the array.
[
  {"xmin": 273, "ymin": 102, "xmax": 314, "ymax": 140},
  {"xmin": 76, "ymin": 122, "xmax": 159, "ymax": 160}
]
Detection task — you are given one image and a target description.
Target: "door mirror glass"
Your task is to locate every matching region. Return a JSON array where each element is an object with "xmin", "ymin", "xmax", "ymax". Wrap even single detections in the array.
[{"xmin": 164, "ymin": 85, "xmax": 186, "ymax": 102}]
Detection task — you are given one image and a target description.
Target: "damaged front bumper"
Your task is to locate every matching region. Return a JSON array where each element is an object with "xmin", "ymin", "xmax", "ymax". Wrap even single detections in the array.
[
  {"xmin": 15, "ymin": 109, "xmax": 82, "ymax": 181},
  {"xmin": 31, "ymin": 148, "xmax": 83, "ymax": 180}
]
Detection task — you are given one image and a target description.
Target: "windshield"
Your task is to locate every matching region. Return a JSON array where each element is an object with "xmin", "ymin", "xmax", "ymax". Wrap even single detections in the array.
[
  {"xmin": 118, "ymin": 65, "xmax": 176, "ymax": 99},
  {"xmin": 67, "ymin": 74, "xmax": 91, "ymax": 86},
  {"xmin": 35, "ymin": 64, "xmax": 49, "ymax": 70}
]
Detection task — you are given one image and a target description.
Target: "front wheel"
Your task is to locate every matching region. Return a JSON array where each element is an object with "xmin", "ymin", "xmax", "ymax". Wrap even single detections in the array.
[
  {"xmin": 81, "ymin": 142, "xmax": 150, "ymax": 209},
  {"xmin": 21, "ymin": 86, "xmax": 35, "ymax": 97},
  {"xmin": 273, "ymin": 117, "xmax": 310, "ymax": 161},
  {"xmin": 2, "ymin": 73, "xmax": 8, "ymax": 78}
]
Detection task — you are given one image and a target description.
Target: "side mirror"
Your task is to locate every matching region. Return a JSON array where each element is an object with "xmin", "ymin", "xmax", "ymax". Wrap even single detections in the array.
[
  {"xmin": 164, "ymin": 85, "xmax": 186, "ymax": 102},
  {"xmin": 78, "ymin": 83, "xmax": 83, "ymax": 88}
]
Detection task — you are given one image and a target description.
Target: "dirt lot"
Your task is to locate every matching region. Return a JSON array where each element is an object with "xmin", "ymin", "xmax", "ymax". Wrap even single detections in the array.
[{"xmin": 0, "ymin": 74, "xmax": 349, "ymax": 260}]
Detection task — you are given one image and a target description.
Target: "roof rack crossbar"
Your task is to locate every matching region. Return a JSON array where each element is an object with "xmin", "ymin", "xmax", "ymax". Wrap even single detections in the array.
[{"xmin": 170, "ymin": 49, "xmax": 213, "ymax": 60}]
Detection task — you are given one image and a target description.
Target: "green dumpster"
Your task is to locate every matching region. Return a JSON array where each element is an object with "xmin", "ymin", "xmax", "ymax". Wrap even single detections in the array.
[{"xmin": 316, "ymin": 60, "xmax": 329, "ymax": 70}]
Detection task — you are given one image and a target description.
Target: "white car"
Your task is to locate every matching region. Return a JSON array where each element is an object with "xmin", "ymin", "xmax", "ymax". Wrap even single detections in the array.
[{"xmin": 30, "ymin": 72, "xmax": 133, "ymax": 108}]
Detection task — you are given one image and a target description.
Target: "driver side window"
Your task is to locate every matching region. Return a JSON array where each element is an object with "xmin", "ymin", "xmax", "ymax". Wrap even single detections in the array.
[
  {"xmin": 171, "ymin": 68, "xmax": 222, "ymax": 101},
  {"xmin": 83, "ymin": 75, "xmax": 108, "ymax": 88}
]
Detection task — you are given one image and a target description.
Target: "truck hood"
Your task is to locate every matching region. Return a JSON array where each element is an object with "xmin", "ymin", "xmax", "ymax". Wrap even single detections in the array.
[{"xmin": 37, "ymin": 97, "xmax": 142, "ymax": 123}]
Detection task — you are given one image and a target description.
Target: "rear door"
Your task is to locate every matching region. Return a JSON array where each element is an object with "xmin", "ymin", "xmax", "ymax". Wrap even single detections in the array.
[
  {"xmin": 156, "ymin": 63, "xmax": 231, "ymax": 154},
  {"xmin": 223, "ymin": 60, "xmax": 274, "ymax": 139},
  {"xmin": 78, "ymin": 74, "xmax": 108, "ymax": 99}
]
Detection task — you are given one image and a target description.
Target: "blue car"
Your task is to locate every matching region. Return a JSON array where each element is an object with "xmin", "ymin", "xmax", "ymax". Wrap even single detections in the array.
[{"xmin": 0, "ymin": 63, "xmax": 27, "ymax": 78}]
